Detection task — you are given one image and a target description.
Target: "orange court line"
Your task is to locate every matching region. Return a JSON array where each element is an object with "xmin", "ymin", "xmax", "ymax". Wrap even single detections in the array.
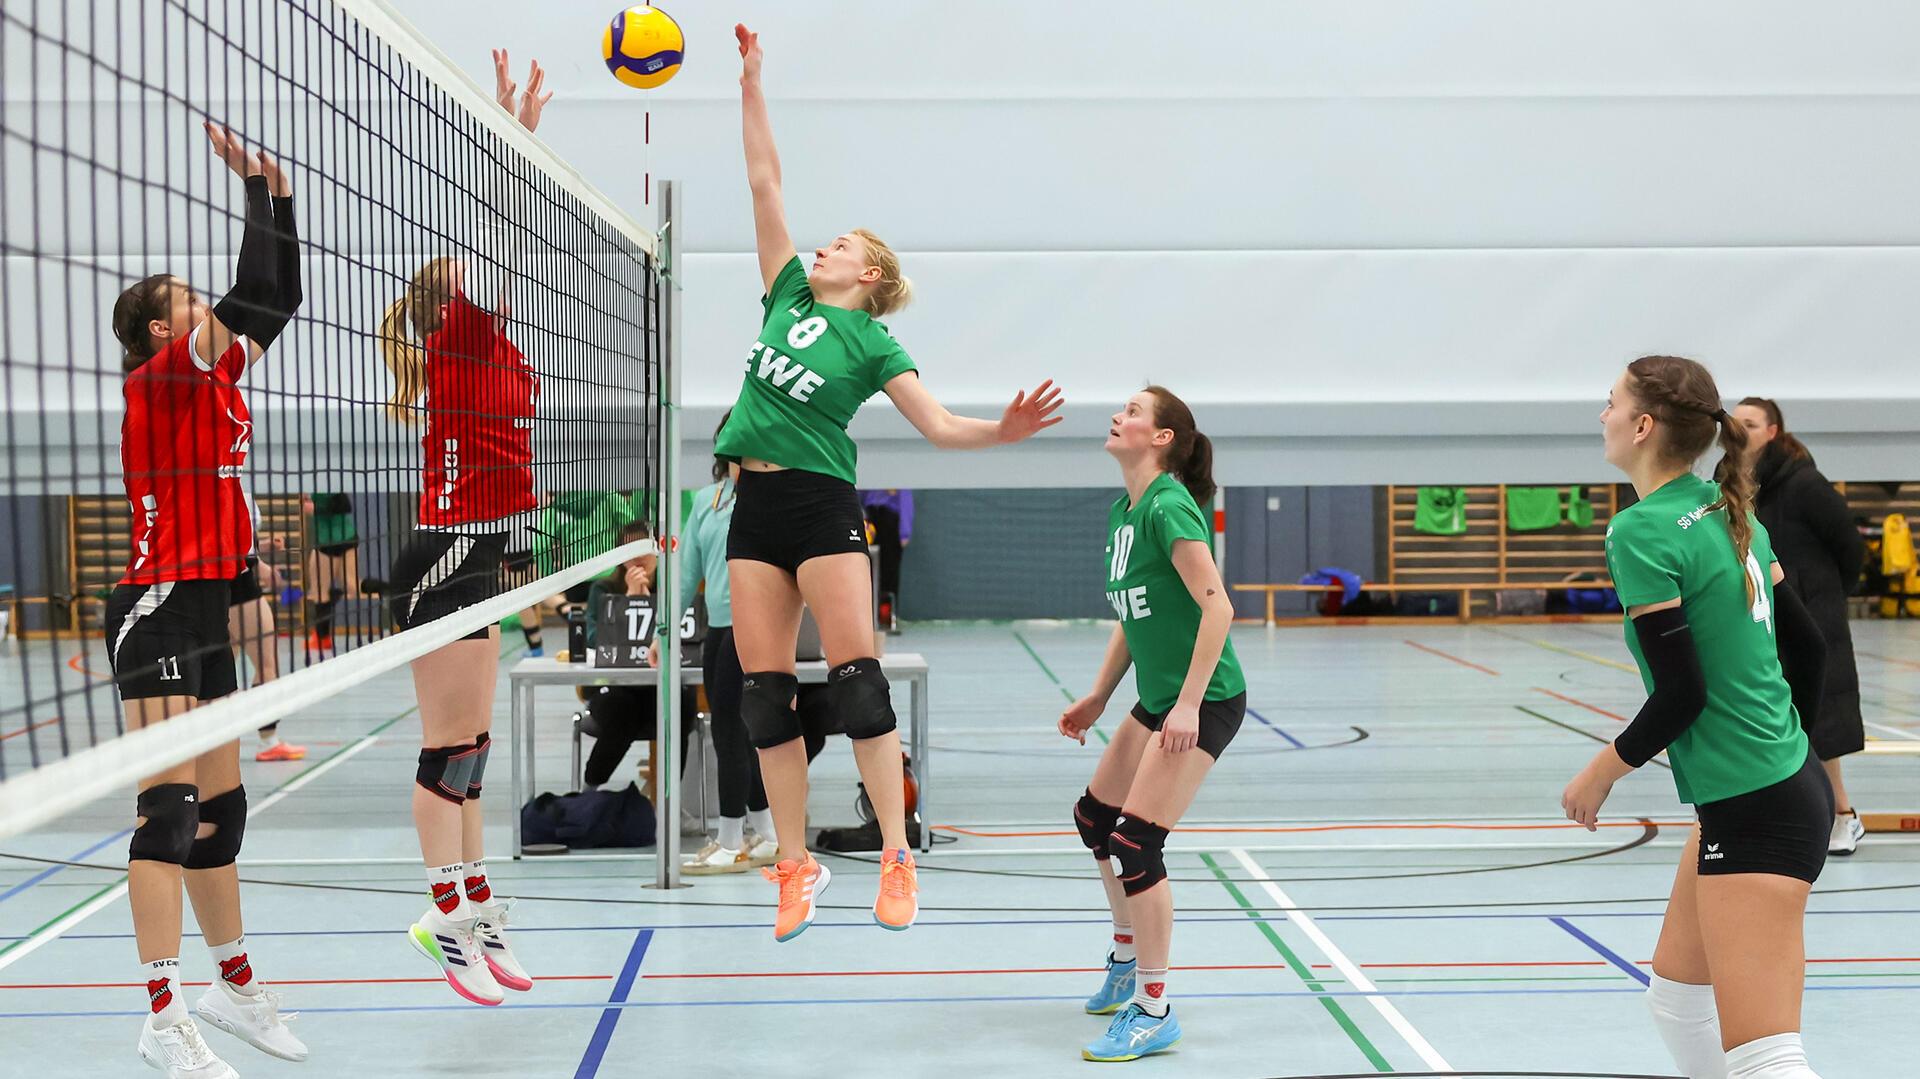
[
  {"xmin": 1532, "ymin": 686, "xmax": 1629, "ymax": 722},
  {"xmin": 934, "ymin": 819, "xmax": 1692, "ymax": 838},
  {"xmin": 0, "ymin": 718, "xmax": 61, "ymax": 743},
  {"xmin": 1404, "ymin": 640, "xmax": 1501, "ymax": 676}
]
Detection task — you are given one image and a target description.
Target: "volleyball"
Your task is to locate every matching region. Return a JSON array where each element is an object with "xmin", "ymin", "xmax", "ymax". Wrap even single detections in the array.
[{"xmin": 602, "ymin": 6, "xmax": 684, "ymax": 90}]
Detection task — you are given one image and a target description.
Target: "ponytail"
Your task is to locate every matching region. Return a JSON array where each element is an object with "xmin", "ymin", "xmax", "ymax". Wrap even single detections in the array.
[
  {"xmin": 380, "ymin": 257, "xmax": 456, "ymax": 423},
  {"xmin": 851, "ymin": 228, "xmax": 913, "ymax": 318},
  {"xmin": 1713, "ymin": 411, "xmax": 1757, "ymax": 603},
  {"xmin": 1143, "ymin": 385, "xmax": 1216, "ymax": 508},
  {"xmin": 1625, "ymin": 356, "xmax": 1757, "ymax": 602}
]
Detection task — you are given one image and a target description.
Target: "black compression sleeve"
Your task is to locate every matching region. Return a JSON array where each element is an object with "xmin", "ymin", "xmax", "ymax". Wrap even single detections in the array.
[
  {"xmin": 212, "ymin": 177, "xmax": 300, "ymax": 347},
  {"xmin": 1613, "ymin": 606, "xmax": 1709, "ymax": 768},
  {"xmin": 272, "ymin": 193, "xmax": 302, "ymax": 319},
  {"xmin": 1771, "ymin": 580, "xmax": 1828, "ymax": 733}
]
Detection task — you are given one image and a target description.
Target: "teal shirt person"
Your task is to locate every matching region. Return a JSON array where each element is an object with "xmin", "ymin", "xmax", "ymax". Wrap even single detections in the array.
[{"xmin": 679, "ymin": 478, "xmax": 736, "ymax": 629}]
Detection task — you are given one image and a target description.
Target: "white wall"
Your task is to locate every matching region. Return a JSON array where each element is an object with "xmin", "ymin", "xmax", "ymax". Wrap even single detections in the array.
[{"xmin": 8, "ymin": 2, "xmax": 1920, "ymax": 488}]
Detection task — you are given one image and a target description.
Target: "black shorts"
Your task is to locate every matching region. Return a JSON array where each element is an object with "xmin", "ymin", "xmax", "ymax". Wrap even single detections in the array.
[
  {"xmin": 104, "ymin": 580, "xmax": 239, "ymax": 702},
  {"xmin": 387, "ymin": 531, "xmax": 507, "ymax": 641},
  {"xmin": 563, "ymin": 580, "xmax": 594, "ymax": 605},
  {"xmin": 229, "ymin": 557, "xmax": 264, "ymax": 605},
  {"xmin": 1696, "ymin": 750, "xmax": 1834, "ymax": 884},
  {"xmin": 726, "ymin": 468, "xmax": 869, "ymax": 573},
  {"xmin": 1129, "ymin": 691, "xmax": 1246, "ymax": 760},
  {"xmin": 317, "ymin": 540, "xmax": 358, "ymax": 558}
]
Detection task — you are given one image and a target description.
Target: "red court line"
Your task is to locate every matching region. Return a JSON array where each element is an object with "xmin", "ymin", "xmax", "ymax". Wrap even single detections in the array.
[
  {"xmin": 1404, "ymin": 640, "xmax": 1501, "ymax": 676},
  {"xmin": 1532, "ymin": 686, "xmax": 1629, "ymax": 722},
  {"xmin": 0, "ymin": 718, "xmax": 60, "ymax": 743},
  {"xmin": 67, "ymin": 654, "xmax": 113, "ymax": 682},
  {"xmin": 0, "ymin": 975, "xmax": 612, "ymax": 990},
  {"xmin": 936, "ymin": 819, "xmax": 1690, "ymax": 838}
]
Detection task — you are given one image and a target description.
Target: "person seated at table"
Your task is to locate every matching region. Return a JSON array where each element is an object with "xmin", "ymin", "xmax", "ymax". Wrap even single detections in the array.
[{"xmin": 577, "ymin": 522, "xmax": 698, "ymax": 789}]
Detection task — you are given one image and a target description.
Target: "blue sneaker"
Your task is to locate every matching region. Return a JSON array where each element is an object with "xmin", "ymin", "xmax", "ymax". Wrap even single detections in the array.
[
  {"xmin": 1083, "ymin": 1003, "xmax": 1181, "ymax": 1062},
  {"xmin": 1084, "ymin": 954, "xmax": 1137, "ymax": 1015}
]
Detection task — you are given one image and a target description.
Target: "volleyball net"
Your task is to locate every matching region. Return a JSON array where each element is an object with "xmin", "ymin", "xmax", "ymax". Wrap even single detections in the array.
[{"xmin": 0, "ymin": 0, "xmax": 669, "ymax": 836}]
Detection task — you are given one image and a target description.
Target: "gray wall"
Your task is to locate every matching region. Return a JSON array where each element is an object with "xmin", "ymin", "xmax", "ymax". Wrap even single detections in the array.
[
  {"xmin": 1224, "ymin": 487, "xmax": 1378, "ymax": 620},
  {"xmin": 896, "ymin": 489, "xmax": 1115, "ymax": 621}
]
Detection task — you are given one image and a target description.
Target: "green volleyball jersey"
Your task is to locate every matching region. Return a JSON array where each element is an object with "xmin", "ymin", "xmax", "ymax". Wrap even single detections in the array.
[
  {"xmin": 1605, "ymin": 473, "xmax": 1807, "ymax": 805},
  {"xmin": 1105, "ymin": 473, "xmax": 1245, "ymax": 713},
  {"xmin": 714, "ymin": 257, "xmax": 918, "ymax": 485}
]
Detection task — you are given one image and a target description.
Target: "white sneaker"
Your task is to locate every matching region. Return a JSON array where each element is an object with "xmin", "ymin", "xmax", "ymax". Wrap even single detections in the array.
[
  {"xmin": 742, "ymin": 829, "xmax": 779, "ymax": 868},
  {"xmin": 137, "ymin": 1015, "xmax": 239, "ymax": 1078},
  {"xmin": 473, "ymin": 899, "xmax": 534, "ymax": 992},
  {"xmin": 683, "ymin": 840, "xmax": 748, "ymax": 876},
  {"xmin": 195, "ymin": 981, "xmax": 307, "ymax": 1061},
  {"xmin": 408, "ymin": 908, "xmax": 505, "ymax": 1006},
  {"xmin": 1830, "ymin": 810, "xmax": 1866, "ymax": 856}
]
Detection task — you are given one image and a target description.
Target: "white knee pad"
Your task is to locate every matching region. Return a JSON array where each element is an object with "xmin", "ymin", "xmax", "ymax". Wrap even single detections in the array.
[
  {"xmin": 1647, "ymin": 973, "xmax": 1727, "ymax": 1079},
  {"xmin": 1726, "ymin": 1033, "xmax": 1821, "ymax": 1079}
]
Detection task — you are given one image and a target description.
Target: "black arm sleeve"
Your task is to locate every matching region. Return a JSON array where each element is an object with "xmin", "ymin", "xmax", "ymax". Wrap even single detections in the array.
[
  {"xmin": 212, "ymin": 176, "xmax": 301, "ymax": 348},
  {"xmin": 1771, "ymin": 579, "xmax": 1828, "ymax": 733},
  {"xmin": 1612, "ymin": 606, "xmax": 1709, "ymax": 768}
]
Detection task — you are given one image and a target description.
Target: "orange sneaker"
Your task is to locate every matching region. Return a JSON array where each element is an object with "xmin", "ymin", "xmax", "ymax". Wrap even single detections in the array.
[
  {"xmin": 873, "ymin": 848, "xmax": 918, "ymax": 931},
  {"xmin": 763, "ymin": 856, "xmax": 830, "ymax": 942},
  {"xmin": 255, "ymin": 742, "xmax": 307, "ymax": 762}
]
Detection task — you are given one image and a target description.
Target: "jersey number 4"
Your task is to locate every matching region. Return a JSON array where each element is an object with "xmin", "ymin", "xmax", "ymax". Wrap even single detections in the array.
[{"xmin": 1744, "ymin": 552, "xmax": 1773, "ymax": 635}]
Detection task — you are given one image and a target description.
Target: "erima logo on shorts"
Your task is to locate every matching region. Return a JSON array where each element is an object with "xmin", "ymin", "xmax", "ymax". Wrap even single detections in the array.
[{"xmin": 1704, "ymin": 842, "xmax": 1725, "ymax": 861}]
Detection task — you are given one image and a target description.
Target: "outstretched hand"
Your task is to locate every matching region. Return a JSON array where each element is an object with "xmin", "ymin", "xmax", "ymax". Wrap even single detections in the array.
[
  {"xmin": 493, "ymin": 49, "xmax": 554, "ymax": 132},
  {"xmin": 997, "ymin": 379, "xmax": 1066, "ymax": 444},
  {"xmin": 205, "ymin": 123, "xmax": 290, "ymax": 197},
  {"xmin": 736, "ymin": 24, "xmax": 762, "ymax": 81}
]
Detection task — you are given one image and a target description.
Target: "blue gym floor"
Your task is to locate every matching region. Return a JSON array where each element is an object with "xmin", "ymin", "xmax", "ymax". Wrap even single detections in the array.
[{"xmin": 3, "ymin": 620, "xmax": 1919, "ymax": 1077}]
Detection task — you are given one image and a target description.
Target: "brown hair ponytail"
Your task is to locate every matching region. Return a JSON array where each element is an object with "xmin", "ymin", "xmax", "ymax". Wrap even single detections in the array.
[
  {"xmin": 111, "ymin": 273, "xmax": 177, "ymax": 372},
  {"xmin": 1143, "ymin": 385, "xmax": 1216, "ymax": 507},
  {"xmin": 1626, "ymin": 356, "xmax": 1757, "ymax": 601}
]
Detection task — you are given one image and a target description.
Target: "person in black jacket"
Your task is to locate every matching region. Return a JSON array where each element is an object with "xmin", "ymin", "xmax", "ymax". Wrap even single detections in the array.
[{"xmin": 1722, "ymin": 397, "xmax": 1869, "ymax": 855}]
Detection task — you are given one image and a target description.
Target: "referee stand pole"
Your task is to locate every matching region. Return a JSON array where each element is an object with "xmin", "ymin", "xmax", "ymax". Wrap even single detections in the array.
[{"xmin": 652, "ymin": 179, "xmax": 687, "ymax": 889}]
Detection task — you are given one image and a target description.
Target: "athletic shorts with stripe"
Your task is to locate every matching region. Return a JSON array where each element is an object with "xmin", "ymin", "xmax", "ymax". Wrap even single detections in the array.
[
  {"xmin": 386, "ymin": 531, "xmax": 507, "ymax": 640},
  {"xmin": 103, "ymin": 579, "xmax": 239, "ymax": 702}
]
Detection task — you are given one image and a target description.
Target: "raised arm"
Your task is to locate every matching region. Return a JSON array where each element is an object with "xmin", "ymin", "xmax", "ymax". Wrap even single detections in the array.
[
  {"xmin": 736, "ymin": 25, "xmax": 797, "ymax": 292},
  {"xmin": 884, "ymin": 372, "xmax": 1064, "ymax": 450},
  {"xmin": 468, "ymin": 50, "xmax": 554, "ymax": 317},
  {"xmin": 201, "ymin": 123, "xmax": 300, "ymax": 371}
]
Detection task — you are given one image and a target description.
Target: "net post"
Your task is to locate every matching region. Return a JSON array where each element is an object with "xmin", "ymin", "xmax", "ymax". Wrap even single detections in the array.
[{"xmin": 652, "ymin": 179, "xmax": 686, "ymax": 890}]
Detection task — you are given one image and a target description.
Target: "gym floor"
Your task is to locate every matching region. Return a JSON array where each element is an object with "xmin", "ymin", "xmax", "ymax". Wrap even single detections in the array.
[{"xmin": 3, "ymin": 620, "xmax": 1918, "ymax": 1077}]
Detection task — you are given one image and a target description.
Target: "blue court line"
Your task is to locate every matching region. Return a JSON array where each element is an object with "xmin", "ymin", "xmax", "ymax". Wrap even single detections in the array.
[
  {"xmin": 1244, "ymin": 706, "xmax": 1307, "ymax": 748},
  {"xmin": 8, "ymin": 905, "xmax": 1919, "ymax": 943},
  {"xmin": 0, "ymin": 830, "xmax": 134, "ymax": 906},
  {"xmin": 1551, "ymin": 917, "xmax": 1650, "ymax": 986},
  {"xmin": 573, "ymin": 928, "xmax": 653, "ymax": 1079},
  {"xmin": 12, "ymin": 981, "xmax": 1920, "ymax": 1020}
]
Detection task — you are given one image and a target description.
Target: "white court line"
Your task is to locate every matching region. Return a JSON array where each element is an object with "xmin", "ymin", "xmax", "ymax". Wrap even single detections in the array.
[
  {"xmin": 1865, "ymin": 719, "xmax": 1920, "ymax": 742},
  {"xmin": 1228, "ymin": 847, "xmax": 1453, "ymax": 1072},
  {"xmin": 0, "ymin": 734, "xmax": 380, "ymax": 974}
]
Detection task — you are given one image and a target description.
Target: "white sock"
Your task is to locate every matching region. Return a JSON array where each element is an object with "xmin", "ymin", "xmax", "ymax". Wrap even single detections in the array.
[
  {"xmin": 747, "ymin": 807, "xmax": 775, "ymax": 841},
  {"xmin": 1646, "ymin": 973, "xmax": 1726, "ymax": 1079},
  {"xmin": 1726, "ymin": 1033, "xmax": 1821, "ymax": 1079},
  {"xmin": 718, "ymin": 815, "xmax": 746, "ymax": 851},
  {"xmin": 142, "ymin": 957, "xmax": 187, "ymax": 1026},
  {"xmin": 426, "ymin": 861, "xmax": 472, "ymax": 922},
  {"xmin": 208, "ymin": 936, "xmax": 259, "ymax": 998},
  {"xmin": 464, "ymin": 860, "xmax": 494, "ymax": 908},
  {"xmin": 1111, "ymin": 925, "xmax": 1136, "ymax": 964},
  {"xmin": 1133, "ymin": 966, "xmax": 1169, "ymax": 1017}
]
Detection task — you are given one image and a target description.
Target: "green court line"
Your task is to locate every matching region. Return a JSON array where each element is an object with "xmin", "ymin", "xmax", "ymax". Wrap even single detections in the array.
[
  {"xmin": 1199, "ymin": 852, "xmax": 1394, "ymax": 1072},
  {"xmin": 1010, "ymin": 629, "xmax": 1110, "ymax": 744},
  {"xmin": 1482, "ymin": 626, "xmax": 1636, "ymax": 674},
  {"xmin": 0, "ymin": 641, "xmax": 521, "ymax": 964}
]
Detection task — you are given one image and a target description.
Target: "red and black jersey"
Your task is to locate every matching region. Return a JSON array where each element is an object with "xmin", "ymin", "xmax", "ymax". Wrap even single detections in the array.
[
  {"xmin": 415, "ymin": 293, "xmax": 539, "ymax": 529},
  {"xmin": 120, "ymin": 327, "xmax": 254, "ymax": 584}
]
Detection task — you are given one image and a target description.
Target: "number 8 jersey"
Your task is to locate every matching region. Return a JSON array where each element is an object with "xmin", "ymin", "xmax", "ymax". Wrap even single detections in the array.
[{"xmin": 1606, "ymin": 472, "xmax": 1808, "ymax": 804}]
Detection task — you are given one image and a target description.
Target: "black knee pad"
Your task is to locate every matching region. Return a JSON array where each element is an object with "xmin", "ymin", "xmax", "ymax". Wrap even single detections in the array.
[
  {"xmin": 1075, "ymin": 789, "xmax": 1122, "ymax": 859},
  {"xmin": 417, "ymin": 742, "xmax": 484, "ymax": 805},
  {"xmin": 465, "ymin": 731, "xmax": 492, "ymax": 801},
  {"xmin": 185, "ymin": 786, "xmax": 248, "ymax": 870},
  {"xmin": 741, "ymin": 671, "xmax": 801, "ymax": 749},
  {"xmin": 830, "ymin": 658, "xmax": 897, "ymax": 741},
  {"xmin": 130, "ymin": 784, "xmax": 200, "ymax": 865},
  {"xmin": 1107, "ymin": 814, "xmax": 1171, "ymax": 897}
]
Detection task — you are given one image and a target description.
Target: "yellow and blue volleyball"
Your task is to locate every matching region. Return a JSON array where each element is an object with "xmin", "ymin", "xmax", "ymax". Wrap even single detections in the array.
[{"xmin": 602, "ymin": 6, "xmax": 684, "ymax": 90}]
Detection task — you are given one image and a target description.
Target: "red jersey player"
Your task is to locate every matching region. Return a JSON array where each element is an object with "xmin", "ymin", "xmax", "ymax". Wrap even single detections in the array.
[
  {"xmin": 369, "ymin": 49, "xmax": 549, "ymax": 1006},
  {"xmin": 104, "ymin": 122, "xmax": 306, "ymax": 1078}
]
